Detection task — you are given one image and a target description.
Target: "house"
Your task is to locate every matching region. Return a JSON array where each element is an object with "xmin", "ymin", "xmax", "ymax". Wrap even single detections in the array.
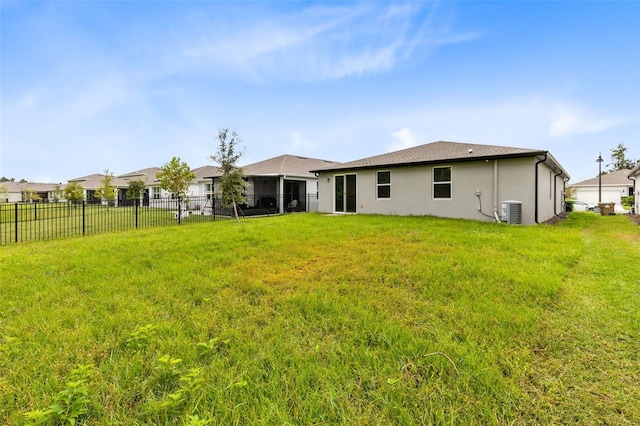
[
  {"xmin": 118, "ymin": 167, "xmax": 163, "ymax": 205},
  {"xmin": 310, "ymin": 141, "xmax": 570, "ymax": 225},
  {"xmin": 67, "ymin": 173, "xmax": 130, "ymax": 204},
  {"xmin": 568, "ymin": 169, "xmax": 634, "ymax": 213},
  {"xmin": 204, "ymin": 154, "xmax": 340, "ymax": 214},
  {"xmin": 626, "ymin": 164, "xmax": 639, "ymax": 214},
  {"xmin": 0, "ymin": 181, "xmax": 62, "ymax": 203}
]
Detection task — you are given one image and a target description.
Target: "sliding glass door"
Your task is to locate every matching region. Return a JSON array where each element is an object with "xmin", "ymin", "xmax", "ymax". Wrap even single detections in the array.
[{"xmin": 335, "ymin": 174, "xmax": 356, "ymax": 213}]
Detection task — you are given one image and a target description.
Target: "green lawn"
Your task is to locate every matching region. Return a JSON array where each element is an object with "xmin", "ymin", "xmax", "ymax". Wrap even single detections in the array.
[{"xmin": 1, "ymin": 213, "xmax": 638, "ymax": 425}]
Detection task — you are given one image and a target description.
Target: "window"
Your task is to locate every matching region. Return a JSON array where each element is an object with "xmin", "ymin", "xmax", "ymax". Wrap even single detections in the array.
[
  {"xmin": 433, "ymin": 166, "xmax": 451, "ymax": 199},
  {"xmin": 152, "ymin": 187, "xmax": 161, "ymax": 199},
  {"xmin": 377, "ymin": 171, "xmax": 391, "ymax": 199}
]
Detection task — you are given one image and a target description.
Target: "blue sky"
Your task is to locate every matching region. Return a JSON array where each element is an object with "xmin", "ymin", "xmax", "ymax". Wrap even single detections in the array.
[{"xmin": 1, "ymin": 1, "xmax": 639, "ymax": 184}]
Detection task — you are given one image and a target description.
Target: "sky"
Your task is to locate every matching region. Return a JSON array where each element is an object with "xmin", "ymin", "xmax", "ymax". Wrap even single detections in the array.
[{"xmin": 1, "ymin": 1, "xmax": 639, "ymax": 184}]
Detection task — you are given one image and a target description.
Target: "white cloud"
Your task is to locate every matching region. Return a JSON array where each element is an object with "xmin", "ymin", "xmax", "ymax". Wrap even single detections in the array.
[
  {"xmin": 389, "ymin": 127, "xmax": 420, "ymax": 151},
  {"xmin": 549, "ymin": 106, "xmax": 628, "ymax": 137},
  {"xmin": 289, "ymin": 131, "xmax": 314, "ymax": 150},
  {"xmin": 181, "ymin": 2, "xmax": 481, "ymax": 82}
]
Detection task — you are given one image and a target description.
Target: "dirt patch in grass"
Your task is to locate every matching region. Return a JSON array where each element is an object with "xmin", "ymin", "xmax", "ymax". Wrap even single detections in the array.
[
  {"xmin": 543, "ymin": 212, "xmax": 569, "ymax": 225},
  {"xmin": 628, "ymin": 214, "xmax": 640, "ymax": 225}
]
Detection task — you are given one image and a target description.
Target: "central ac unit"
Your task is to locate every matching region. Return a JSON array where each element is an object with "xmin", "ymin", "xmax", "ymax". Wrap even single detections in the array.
[{"xmin": 501, "ymin": 200, "xmax": 522, "ymax": 224}]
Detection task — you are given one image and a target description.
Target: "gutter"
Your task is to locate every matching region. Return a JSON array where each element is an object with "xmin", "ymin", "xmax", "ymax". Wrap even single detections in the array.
[
  {"xmin": 534, "ymin": 153, "xmax": 548, "ymax": 224},
  {"xmin": 309, "ymin": 151, "xmax": 548, "ymax": 174}
]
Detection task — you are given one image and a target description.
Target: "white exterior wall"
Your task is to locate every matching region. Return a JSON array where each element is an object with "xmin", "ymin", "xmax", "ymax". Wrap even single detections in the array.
[
  {"xmin": 317, "ymin": 157, "xmax": 564, "ymax": 225},
  {"xmin": 572, "ymin": 185, "xmax": 633, "ymax": 207}
]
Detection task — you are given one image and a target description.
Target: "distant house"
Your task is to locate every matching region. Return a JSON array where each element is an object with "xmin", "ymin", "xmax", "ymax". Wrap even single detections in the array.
[
  {"xmin": 118, "ymin": 167, "xmax": 163, "ymax": 205},
  {"xmin": 203, "ymin": 154, "xmax": 340, "ymax": 214},
  {"xmin": 568, "ymin": 169, "xmax": 635, "ymax": 213},
  {"xmin": 625, "ymin": 165, "xmax": 639, "ymax": 213},
  {"xmin": 310, "ymin": 141, "xmax": 570, "ymax": 225},
  {"xmin": 0, "ymin": 181, "xmax": 61, "ymax": 203},
  {"xmin": 67, "ymin": 173, "xmax": 130, "ymax": 204}
]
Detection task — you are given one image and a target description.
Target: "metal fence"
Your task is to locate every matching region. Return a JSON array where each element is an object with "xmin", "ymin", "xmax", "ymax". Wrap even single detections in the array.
[
  {"xmin": 0, "ymin": 196, "xmax": 222, "ymax": 246},
  {"xmin": 0, "ymin": 193, "xmax": 318, "ymax": 246}
]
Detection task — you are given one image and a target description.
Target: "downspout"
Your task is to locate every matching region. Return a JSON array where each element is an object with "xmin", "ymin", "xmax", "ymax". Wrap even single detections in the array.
[
  {"xmin": 535, "ymin": 153, "xmax": 548, "ymax": 224},
  {"xmin": 493, "ymin": 159, "xmax": 501, "ymax": 222},
  {"xmin": 629, "ymin": 174, "xmax": 636, "ymax": 214},
  {"xmin": 553, "ymin": 171, "xmax": 563, "ymax": 215}
]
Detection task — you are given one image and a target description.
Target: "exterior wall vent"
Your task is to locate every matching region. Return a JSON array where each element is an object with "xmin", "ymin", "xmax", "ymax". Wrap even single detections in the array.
[{"xmin": 501, "ymin": 200, "xmax": 522, "ymax": 224}]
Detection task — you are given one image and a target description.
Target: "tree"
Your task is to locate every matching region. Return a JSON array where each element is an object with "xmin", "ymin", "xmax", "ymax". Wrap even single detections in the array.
[
  {"xmin": 156, "ymin": 157, "xmax": 195, "ymax": 211},
  {"xmin": 209, "ymin": 128, "xmax": 246, "ymax": 222},
  {"xmin": 608, "ymin": 143, "xmax": 639, "ymax": 171},
  {"xmin": 94, "ymin": 169, "xmax": 119, "ymax": 206},
  {"xmin": 23, "ymin": 188, "xmax": 41, "ymax": 203},
  {"xmin": 0, "ymin": 184, "xmax": 8, "ymax": 202},
  {"xmin": 126, "ymin": 179, "xmax": 146, "ymax": 201},
  {"xmin": 64, "ymin": 182, "xmax": 85, "ymax": 203},
  {"xmin": 51, "ymin": 185, "xmax": 64, "ymax": 203}
]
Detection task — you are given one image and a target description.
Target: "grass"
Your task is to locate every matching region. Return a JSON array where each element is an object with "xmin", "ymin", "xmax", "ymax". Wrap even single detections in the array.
[{"xmin": 0, "ymin": 213, "xmax": 638, "ymax": 424}]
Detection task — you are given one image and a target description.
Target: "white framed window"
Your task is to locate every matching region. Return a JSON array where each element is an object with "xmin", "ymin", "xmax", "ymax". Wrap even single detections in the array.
[
  {"xmin": 433, "ymin": 166, "xmax": 452, "ymax": 199},
  {"xmin": 152, "ymin": 187, "xmax": 161, "ymax": 199},
  {"xmin": 377, "ymin": 171, "xmax": 391, "ymax": 199}
]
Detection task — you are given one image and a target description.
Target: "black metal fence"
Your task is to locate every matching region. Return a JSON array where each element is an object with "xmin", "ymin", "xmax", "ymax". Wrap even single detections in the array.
[
  {"xmin": 0, "ymin": 193, "xmax": 318, "ymax": 246},
  {"xmin": 0, "ymin": 196, "xmax": 223, "ymax": 246}
]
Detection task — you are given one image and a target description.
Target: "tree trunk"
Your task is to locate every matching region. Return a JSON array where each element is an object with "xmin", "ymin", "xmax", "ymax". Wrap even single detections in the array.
[{"xmin": 232, "ymin": 198, "xmax": 240, "ymax": 223}]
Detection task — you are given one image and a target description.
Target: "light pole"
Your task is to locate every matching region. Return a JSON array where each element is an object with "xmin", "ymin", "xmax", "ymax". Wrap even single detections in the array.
[{"xmin": 596, "ymin": 153, "xmax": 603, "ymax": 203}]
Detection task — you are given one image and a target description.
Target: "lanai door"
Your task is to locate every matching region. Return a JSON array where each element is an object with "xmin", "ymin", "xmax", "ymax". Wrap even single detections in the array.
[{"xmin": 335, "ymin": 174, "xmax": 357, "ymax": 213}]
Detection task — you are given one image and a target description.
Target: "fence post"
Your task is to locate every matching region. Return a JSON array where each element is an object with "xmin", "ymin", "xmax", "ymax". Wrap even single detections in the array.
[
  {"xmin": 135, "ymin": 198, "xmax": 139, "ymax": 228},
  {"xmin": 34, "ymin": 203, "xmax": 37, "ymax": 221},
  {"xmin": 15, "ymin": 203, "xmax": 18, "ymax": 243},
  {"xmin": 82, "ymin": 201, "xmax": 86, "ymax": 235}
]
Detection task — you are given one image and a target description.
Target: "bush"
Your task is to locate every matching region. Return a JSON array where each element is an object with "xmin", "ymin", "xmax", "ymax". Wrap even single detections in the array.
[{"xmin": 621, "ymin": 196, "xmax": 634, "ymax": 210}]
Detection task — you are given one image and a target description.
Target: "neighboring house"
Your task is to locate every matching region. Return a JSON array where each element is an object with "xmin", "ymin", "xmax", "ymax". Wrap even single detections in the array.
[
  {"xmin": 0, "ymin": 181, "xmax": 61, "ymax": 202},
  {"xmin": 203, "ymin": 154, "xmax": 340, "ymax": 214},
  {"xmin": 118, "ymin": 167, "xmax": 163, "ymax": 205},
  {"xmin": 67, "ymin": 173, "xmax": 130, "ymax": 204},
  {"xmin": 568, "ymin": 169, "xmax": 634, "ymax": 213},
  {"xmin": 626, "ymin": 164, "xmax": 639, "ymax": 213},
  {"xmin": 190, "ymin": 165, "xmax": 221, "ymax": 198},
  {"xmin": 310, "ymin": 141, "xmax": 570, "ymax": 225}
]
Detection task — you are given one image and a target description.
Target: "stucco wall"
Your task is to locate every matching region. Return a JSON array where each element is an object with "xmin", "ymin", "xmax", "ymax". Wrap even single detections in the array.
[{"xmin": 317, "ymin": 157, "xmax": 565, "ymax": 224}]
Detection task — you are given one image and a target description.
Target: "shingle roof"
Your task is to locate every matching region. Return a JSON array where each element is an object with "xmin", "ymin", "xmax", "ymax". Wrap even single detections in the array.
[
  {"xmin": 2, "ymin": 181, "xmax": 61, "ymax": 192},
  {"xmin": 571, "ymin": 169, "xmax": 634, "ymax": 186},
  {"xmin": 202, "ymin": 154, "xmax": 340, "ymax": 178},
  {"xmin": 310, "ymin": 141, "xmax": 546, "ymax": 172},
  {"xmin": 68, "ymin": 173, "xmax": 129, "ymax": 188},
  {"xmin": 118, "ymin": 167, "xmax": 162, "ymax": 184},
  {"xmin": 192, "ymin": 165, "xmax": 221, "ymax": 181}
]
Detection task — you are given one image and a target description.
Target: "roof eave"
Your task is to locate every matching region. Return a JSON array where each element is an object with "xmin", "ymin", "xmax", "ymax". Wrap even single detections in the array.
[{"xmin": 310, "ymin": 151, "xmax": 549, "ymax": 174}]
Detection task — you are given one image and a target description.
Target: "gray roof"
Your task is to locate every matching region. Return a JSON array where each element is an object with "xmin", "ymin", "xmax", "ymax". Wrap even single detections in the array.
[
  {"xmin": 311, "ymin": 141, "xmax": 548, "ymax": 172},
  {"xmin": 68, "ymin": 173, "xmax": 129, "ymax": 188},
  {"xmin": 571, "ymin": 169, "xmax": 634, "ymax": 186},
  {"xmin": 118, "ymin": 167, "xmax": 162, "ymax": 184},
  {"xmin": 203, "ymin": 154, "xmax": 339, "ymax": 179},
  {"xmin": 2, "ymin": 181, "xmax": 61, "ymax": 192},
  {"xmin": 192, "ymin": 165, "xmax": 221, "ymax": 181}
]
